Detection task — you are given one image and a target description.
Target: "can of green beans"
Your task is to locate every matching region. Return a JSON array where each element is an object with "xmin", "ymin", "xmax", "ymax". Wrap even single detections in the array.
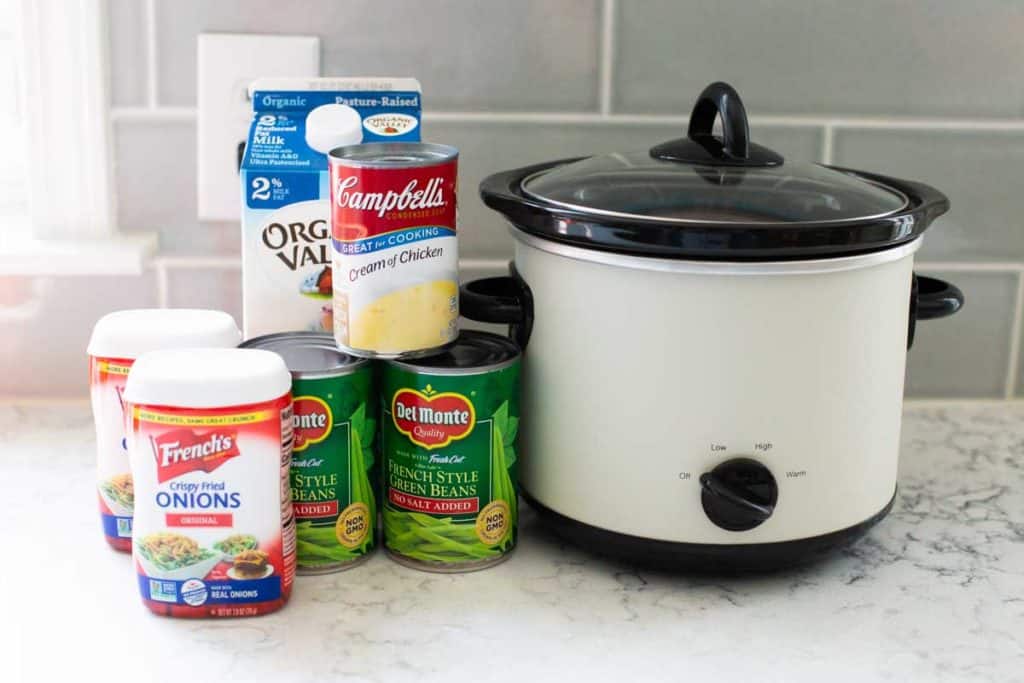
[
  {"xmin": 241, "ymin": 332, "xmax": 377, "ymax": 573},
  {"xmin": 381, "ymin": 331, "xmax": 520, "ymax": 572}
]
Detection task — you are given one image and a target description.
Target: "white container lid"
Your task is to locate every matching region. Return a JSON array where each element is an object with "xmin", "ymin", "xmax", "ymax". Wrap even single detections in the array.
[
  {"xmin": 124, "ymin": 348, "xmax": 291, "ymax": 408},
  {"xmin": 87, "ymin": 309, "xmax": 241, "ymax": 359},
  {"xmin": 305, "ymin": 103, "xmax": 363, "ymax": 154}
]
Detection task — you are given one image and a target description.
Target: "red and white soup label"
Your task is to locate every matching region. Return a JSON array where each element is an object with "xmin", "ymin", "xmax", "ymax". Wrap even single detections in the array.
[
  {"xmin": 126, "ymin": 395, "xmax": 296, "ymax": 618},
  {"xmin": 89, "ymin": 356, "xmax": 134, "ymax": 551},
  {"xmin": 330, "ymin": 157, "xmax": 459, "ymax": 355}
]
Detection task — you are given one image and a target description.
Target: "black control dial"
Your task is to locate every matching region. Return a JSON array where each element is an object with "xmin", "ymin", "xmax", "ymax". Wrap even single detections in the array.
[{"xmin": 700, "ymin": 458, "xmax": 778, "ymax": 531}]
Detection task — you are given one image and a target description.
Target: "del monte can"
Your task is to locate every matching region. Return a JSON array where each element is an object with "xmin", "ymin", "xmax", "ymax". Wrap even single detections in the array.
[
  {"xmin": 242, "ymin": 332, "xmax": 376, "ymax": 573},
  {"xmin": 381, "ymin": 331, "xmax": 520, "ymax": 572}
]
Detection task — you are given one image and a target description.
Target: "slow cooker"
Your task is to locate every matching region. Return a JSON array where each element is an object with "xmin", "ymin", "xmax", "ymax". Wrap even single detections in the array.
[{"xmin": 460, "ymin": 82, "xmax": 964, "ymax": 571}]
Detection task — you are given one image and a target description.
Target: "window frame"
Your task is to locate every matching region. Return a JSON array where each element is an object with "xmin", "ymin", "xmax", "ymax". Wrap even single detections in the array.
[{"xmin": 1, "ymin": 0, "xmax": 155, "ymax": 275}]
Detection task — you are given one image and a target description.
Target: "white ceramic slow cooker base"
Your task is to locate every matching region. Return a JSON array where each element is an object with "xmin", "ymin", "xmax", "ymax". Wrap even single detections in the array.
[{"xmin": 515, "ymin": 233, "xmax": 920, "ymax": 547}]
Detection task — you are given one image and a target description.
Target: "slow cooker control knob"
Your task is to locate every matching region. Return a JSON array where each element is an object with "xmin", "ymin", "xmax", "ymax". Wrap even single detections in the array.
[{"xmin": 699, "ymin": 458, "xmax": 778, "ymax": 532}]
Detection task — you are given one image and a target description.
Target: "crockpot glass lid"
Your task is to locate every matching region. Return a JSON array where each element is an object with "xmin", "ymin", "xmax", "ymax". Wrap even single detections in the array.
[
  {"xmin": 521, "ymin": 82, "xmax": 907, "ymax": 225},
  {"xmin": 480, "ymin": 81, "xmax": 949, "ymax": 260},
  {"xmin": 521, "ymin": 151, "xmax": 908, "ymax": 225}
]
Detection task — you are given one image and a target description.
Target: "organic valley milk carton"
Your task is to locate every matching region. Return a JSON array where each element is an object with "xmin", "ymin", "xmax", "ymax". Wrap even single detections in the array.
[{"xmin": 241, "ymin": 78, "xmax": 422, "ymax": 338}]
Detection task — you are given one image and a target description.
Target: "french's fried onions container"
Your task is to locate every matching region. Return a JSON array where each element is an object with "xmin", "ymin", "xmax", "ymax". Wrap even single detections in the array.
[
  {"xmin": 87, "ymin": 309, "xmax": 241, "ymax": 551},
  {"xmin": 123, "ymin": 348, "xmax": 296, "ymax": 618}
]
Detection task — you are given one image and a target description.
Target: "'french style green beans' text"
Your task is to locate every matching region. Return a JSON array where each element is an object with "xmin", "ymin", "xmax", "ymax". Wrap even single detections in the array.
[{"xmin": 290, "ymin": 366, "xmax": 377, "ymax": 571}]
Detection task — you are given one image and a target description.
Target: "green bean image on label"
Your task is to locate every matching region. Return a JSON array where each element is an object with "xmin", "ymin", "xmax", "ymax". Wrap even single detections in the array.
[{"xmin": 291, "ymin": 373, "xmax": 376, "ymax": 571}]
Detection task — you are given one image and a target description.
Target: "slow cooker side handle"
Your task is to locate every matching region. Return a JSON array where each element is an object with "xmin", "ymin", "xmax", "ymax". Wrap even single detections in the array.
[
  {"xmin": 459, "ymin": 264, "xmax": 534, "ymax": 350},
  {"xmin": 908, "ymin": 274, "xmax": 965, "ymax": 349}
]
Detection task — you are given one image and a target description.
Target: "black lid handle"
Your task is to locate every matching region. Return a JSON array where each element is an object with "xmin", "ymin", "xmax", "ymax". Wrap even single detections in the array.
[
  {"xmin": 688, "ymin": 82, "xmax": 750, "ymax": 160},
  {"xmin": 650, "ymin": 81, "xmax": 783, "ymax": 167}
]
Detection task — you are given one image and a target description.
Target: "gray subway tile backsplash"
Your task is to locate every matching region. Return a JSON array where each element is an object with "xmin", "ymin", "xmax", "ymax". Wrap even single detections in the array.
[
  {"xmin": 166, "ymin": 267, "xmax": 243, "ymax": 328},
  {"xmin": 114, "ymin": 120, "xmax": 240, "ymax": 255},
  {"xmin": 0, "ymin": 273, "xmax": 158, "ymax": 397},
  {"xmin": 59, "ymin": 1, "xmax": 1024, "ymax": 398},
  {"xmin": 151, "ymin": 0, "xmax": 601, "ymax": 111},
  {"xmin": 1016, "ymin": 313, "xmax": 1024, "ymax": 398},
  {"xmin": 613, "ymin": 0, "xmax": 1024, "ymax": 118},
  {"xmin": 833, "ymin": 129, "xmax": 1024, "ymax": 263},
  {"xmin": 106, "ymin": 0, "xmax": 146, "ymax": 107}
]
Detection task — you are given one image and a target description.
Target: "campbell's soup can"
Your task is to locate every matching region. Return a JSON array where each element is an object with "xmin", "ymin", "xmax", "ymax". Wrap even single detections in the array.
[
  {"xmin": 124, "ymin": 348, "xmax": 296, "ymax": 618},
  {"xmin": 329, "ymin": 142, "xmax": 459, "ymax": 359}
]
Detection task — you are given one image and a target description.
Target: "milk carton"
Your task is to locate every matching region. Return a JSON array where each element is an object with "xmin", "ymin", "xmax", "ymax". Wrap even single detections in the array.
[{"xmin": 241, "ymin": 78, "xmax": 422, "ymax": 338}]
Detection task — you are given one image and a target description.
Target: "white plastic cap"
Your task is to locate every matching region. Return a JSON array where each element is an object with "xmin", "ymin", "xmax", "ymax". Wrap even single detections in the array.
[
  {"xmin": 87, "ymin": 309, "xmax": 241, "ymax": 359},
  {"xmin": 123, "ymin": 348, "xmax": 291, "ymax": 408},
  {"xmin": 305, "ymin": 103, "xmax": 363, "ymax": 154}
]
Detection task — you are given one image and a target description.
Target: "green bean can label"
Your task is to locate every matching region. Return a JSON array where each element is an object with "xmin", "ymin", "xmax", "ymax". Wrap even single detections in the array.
[
  {"xmin": 382, "ymin": 362, "xmax": 519, "ymax": 569},
  {"xmin": 291, "ymin": 367, "xmax": 376, "ymax": 572}
]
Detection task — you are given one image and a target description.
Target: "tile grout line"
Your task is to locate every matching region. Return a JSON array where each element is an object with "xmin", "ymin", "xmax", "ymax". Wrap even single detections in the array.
[
  {"xmin": 150, "ymin": 254, "xmax": 1022, "ymax": 273},
  {"xmin": 598, "ymin": 0, "xmax": 616, "ymax": 116},
  {"xmin": 460, "ymin": 257, "xmax": 509, "ymax": 270},
  {"xmin": 150, "ymin": 255, "xmax": 510, "ymax": 271},
  {"xmin": 904, "ymin": 397, "xmax": 1024, "ymax": 407},
  {"xmin": 829, "ymin": 118, "xmax": 1024, "ymax": 131},
  {"xmin": 108, "ymin": 106, "xmax": 1024, "ymax": 130},
  {"xmin": 915, "ymin": 261, "xmax": 1024, "ymax": 273},
  {"xmin": 154, "ymin": 260, "xmax": 169, "ymax": 307},
  {"xmin": 1004, "ymin": 271, "xmax": 1024, "ymax": 398},
  {"xmin": 426, "ymin": 112, "xmax": 1024, "ymax": 129},
  {"xmin": 154, "ymin": 255, "xmax": 240, "ymax": 269},
  {"xmin": 143, "ymin": 0, "xmax": 158, "ymax": 108},
  {"xmin": 820, "ymin": 123, "xmax": 835, "ymax": 164},
  {"xmin": 111, "ymin": 107, "xmax": 196, "ymax": 122}
]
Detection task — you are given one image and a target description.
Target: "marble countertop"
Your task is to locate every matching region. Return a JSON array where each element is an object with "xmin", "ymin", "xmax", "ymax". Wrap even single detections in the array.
[{"xmin": 3, "ymin": 402, "xmax": 1022, "ymax": 682}]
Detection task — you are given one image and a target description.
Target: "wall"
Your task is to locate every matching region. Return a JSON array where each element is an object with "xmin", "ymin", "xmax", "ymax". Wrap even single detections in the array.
[{"xmin": 3, "ymin": 0, "xmax": 1024, "ymax": 398}]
